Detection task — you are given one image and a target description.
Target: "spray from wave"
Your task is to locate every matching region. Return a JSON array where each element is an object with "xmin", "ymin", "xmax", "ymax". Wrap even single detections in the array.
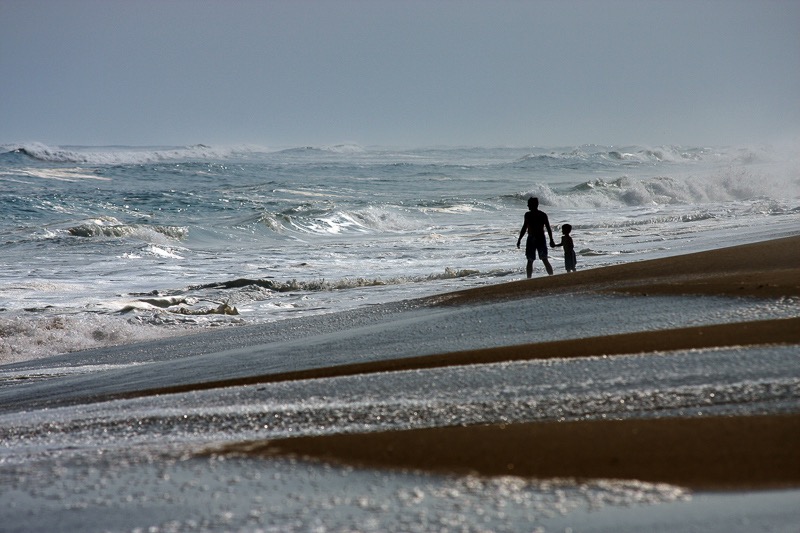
[
  {"xmin": 514, "ymin": 165, "xmax": 796, "ymax": 210},
  {"xmin": 1, "ymin": 142, "xmax": 245, "ymax": 165}
]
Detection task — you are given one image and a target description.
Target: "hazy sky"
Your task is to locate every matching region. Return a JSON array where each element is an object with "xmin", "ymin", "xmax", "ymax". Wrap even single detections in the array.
[{"xmin": 2, "ymin": 0, "xmax": 799, "ymax": 148}]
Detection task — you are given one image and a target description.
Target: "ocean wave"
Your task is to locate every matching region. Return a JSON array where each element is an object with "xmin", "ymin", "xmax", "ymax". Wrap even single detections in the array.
[
  {"xmin": 0, "ymin": 142, "xmax": 710, "ymax": 168},
  {"xmin": 142, "ymin": 244, "xmax": 185, "ymax": 259},
  {"xmin": 0, "ymin": 167, "xmax": 111, "ymax": 182},
  {"xmin": 514, "ymin": 168, "xmax": 793, "ymax": 209},
  {"xmin": 1, "ymin": 142, "xmax": 778, "ymax": 173},
  {"xmin": 616, "ymin": 146, "xmax": 709, "ymax": 163},
  {"xmin": 67, "ymin": 218, "xmax": 188, "ymax": 241},
  {"xmin": 275, "ymin": 144, "xmax": 365, "ymax": 156},
  {"xmin": 1, "ymin": 142, "xmax": 242, "ymax": 165},
  {"xmin": 190, "ymin": 267, "xmax": 492, "ymax": 295},
  {"xmin": 322, "ymin": 143, "xmax": 366, "ymax": 154},
  {"xmin": 257, "ymin": 206, "xmax": 425, "ymax": 235},
  {"xmin": 511, "ymin": 145, "xmax": 713, "ymax": 169}
]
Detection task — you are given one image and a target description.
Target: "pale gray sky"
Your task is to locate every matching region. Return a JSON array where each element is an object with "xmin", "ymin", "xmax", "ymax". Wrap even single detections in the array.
[{"xmin": 2, "ymin": 0, "xmax": 799, "ymax": 147}]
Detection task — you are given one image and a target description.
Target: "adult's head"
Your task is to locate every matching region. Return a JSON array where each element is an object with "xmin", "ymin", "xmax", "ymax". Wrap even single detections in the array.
[{"xmin": 527, "ymin": 197, "xmax": 539, "ymax": 210}]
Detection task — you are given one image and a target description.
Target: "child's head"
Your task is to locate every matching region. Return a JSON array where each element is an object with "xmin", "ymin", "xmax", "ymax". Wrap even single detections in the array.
[{"xmin": 561, "ymin": 223, "xmax": 572, "ymax": 235}]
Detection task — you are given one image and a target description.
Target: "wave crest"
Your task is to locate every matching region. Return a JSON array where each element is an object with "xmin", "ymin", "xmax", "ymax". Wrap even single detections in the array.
[
  {"xmin": 517, "ymin": 167, "xmax": 792, "ymax": 209},
  {"xmin": 190, "ymin": 267, "xmax": 490, "ymax": 295},
  {"xmin": 67, "ymin": 219, "xmax": 188, "ymax": 241},
  {"xmin": 258, "ymin": 206, "xmax": 424, "ymax": 235},
  {"xmin": 2, "ymin": 142, "xmax": 239, "ymax": 165},
  {"xmin": 512, "ymin": 145, "xmax": 712, "ymax": 169}
]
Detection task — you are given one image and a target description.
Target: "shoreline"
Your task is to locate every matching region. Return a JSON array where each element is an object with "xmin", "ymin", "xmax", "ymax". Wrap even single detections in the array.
[
  {"xmin": 122, "ymin": 315, "xmax": 800, "ymax": 399},
  {"xmin": 431, "ymin": 234, "xmax": 800, "ymax": 306},
  {"xmin": 116, "ymin": 235, "xmax": 800, "ymax": 399},
  {"xmin": 206, "ymin": 235, "xmax": 800, "ymax": 491}
]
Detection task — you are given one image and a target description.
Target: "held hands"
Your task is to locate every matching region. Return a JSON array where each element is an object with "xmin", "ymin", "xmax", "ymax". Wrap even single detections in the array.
[{"xmin": 550, "ymin": 239, "xmax": 556, "ymax": 248}]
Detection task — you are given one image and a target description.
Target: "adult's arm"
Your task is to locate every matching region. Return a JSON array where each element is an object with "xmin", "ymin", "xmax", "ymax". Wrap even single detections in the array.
[{"xmin": 545, "ymin": 215, "xmax": 555, "ymax": 246}]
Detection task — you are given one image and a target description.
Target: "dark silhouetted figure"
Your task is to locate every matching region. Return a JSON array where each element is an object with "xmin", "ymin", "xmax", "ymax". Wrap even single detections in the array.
[
  {"xmin": 516, "ymin": 197, "xmax": 555, "ymax": 277},
  {"xmin": 554, "ymin": 223, "xmax": 577, "ymax": 272}
]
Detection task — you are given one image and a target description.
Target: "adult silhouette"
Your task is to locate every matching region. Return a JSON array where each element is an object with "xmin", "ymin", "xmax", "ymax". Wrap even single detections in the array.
[{"xmin": 516, "ymin": 197, "xmax": 555, "ymax": 277}]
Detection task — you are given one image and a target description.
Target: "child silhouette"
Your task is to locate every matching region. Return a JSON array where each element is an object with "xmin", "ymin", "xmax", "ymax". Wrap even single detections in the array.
[{"xmin": 554, "ymin": 224, "xmax": 577, "ymax": 272}]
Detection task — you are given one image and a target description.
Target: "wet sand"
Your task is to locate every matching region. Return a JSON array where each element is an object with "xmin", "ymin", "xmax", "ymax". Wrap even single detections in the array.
[
  {"xmin": 212, "ymin": 235, "xmax": 800, "ymax": 490},
  {"xmin": 433, "ymin": 234, "xmax": 800, "ymax": 304},
  {"xmin": 117, "ymin": 236, "xmax": 800, "ymax": 398},
  {"xmin": 221, "ymin": 413, "xmax": 800, "ymax": 490}
]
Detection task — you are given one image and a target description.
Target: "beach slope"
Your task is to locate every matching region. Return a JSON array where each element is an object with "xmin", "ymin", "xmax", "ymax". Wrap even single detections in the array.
[{"xmin": 209, "ymin": 235, "xmax": 800, "ymax": 490}]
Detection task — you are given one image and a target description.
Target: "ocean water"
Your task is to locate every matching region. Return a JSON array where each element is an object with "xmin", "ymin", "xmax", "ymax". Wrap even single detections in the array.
[{"xmin": 1, "ymin": 141, "xmax": 799, "ymax": 363}]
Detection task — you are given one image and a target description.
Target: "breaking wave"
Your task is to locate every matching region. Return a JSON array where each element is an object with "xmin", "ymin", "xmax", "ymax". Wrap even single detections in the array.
[
  {"xmin": 190, "ymin": 267, "xmax": 490, "ymax": 294},
  {"xmin": 515, "ymin": 167, "xmax": 796, "ymax": 209},
  {"xmin": 2, "ymin": 142, "xmax": 241, "ymax": 165},
  {"xmin": 257, "ymin": 206, "xmax": 426, "ymax": 235},
  {"xmin": 65, "ymin": 216, "xmax": 188, "ymax": 241},
  {"xmin": 275, "ymin": 144, "xmax": 366, "ymax": 155},
  {"xmin": 512, "ymin": 145, "xmax": 714, "ymax": 168}
]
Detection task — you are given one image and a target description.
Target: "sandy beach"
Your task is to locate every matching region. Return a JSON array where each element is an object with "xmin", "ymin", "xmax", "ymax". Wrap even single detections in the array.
[
  {"xmin": 2, "ymin": 235, "xmax": 799, "ymax": 531},
  {"xmin": 107, "ymin": 235, "xmax": 800, "ymax": 399},
  {"xmin": 202, "ymin": 235, "xmax": 800, "ymax": 492}
]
